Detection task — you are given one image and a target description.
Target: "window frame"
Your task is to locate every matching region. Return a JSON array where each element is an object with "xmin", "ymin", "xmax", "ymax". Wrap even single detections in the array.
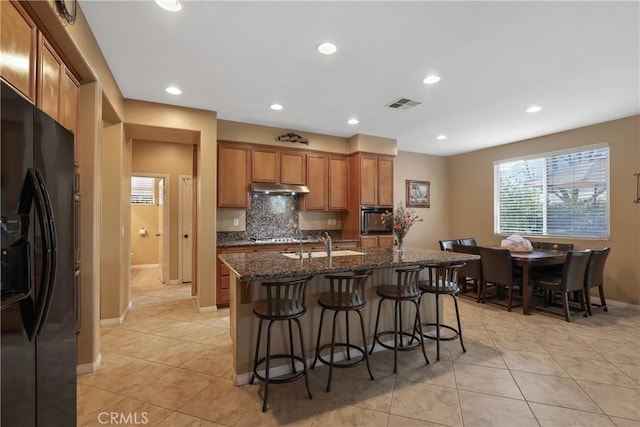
[{"xmin": 493, "ymin": 142, "xmax": 610, "ymax": 240}]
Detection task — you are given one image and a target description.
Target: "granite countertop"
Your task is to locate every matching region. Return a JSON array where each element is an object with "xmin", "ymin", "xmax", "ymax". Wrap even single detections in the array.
[
  {"xmin": 218, "ymin": 247, "xmax": 479, "ymax": 280},
  {"xmin": 217, "ymin": 238, "xmax": 360, "ymax": 248}
]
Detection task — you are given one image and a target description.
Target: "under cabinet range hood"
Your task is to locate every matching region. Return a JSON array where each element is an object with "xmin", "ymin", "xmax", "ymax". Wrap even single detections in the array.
[{"xmin": 250, "ymin": 183, "xmax": 310, "ymax": 194}]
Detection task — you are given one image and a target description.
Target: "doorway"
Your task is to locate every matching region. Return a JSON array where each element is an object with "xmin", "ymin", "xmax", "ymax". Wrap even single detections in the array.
[{"xmin": 130, "ymin": 174, "xmax": 170, "ymax": 284}]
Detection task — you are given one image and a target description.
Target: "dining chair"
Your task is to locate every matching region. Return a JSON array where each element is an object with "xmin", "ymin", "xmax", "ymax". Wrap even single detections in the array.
[
  {"xmin": 478, "ymin": 247, "xmax": 522, "ymax": 311},
  {"xmin": 532, "ymin": 250, "xmax": 592, "ymax": 322},
  {"xmin": 458, "ymin": 238, "xmax": 478, "ymax": 246},
  {"xmin": 585, "ymin": 247, "xmax": 610, "ymax": 315},
  {"xmin": 439, "ymin": 240, "xmax": 459, "ymax": 251},
  {"xmin": 451, "ymin": 243, "xmax": 482, "ymax": 300}
]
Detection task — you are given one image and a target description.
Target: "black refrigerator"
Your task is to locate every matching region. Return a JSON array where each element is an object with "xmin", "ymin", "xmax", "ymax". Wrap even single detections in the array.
[{"xmin": 1, "ymin": 81, "xmax": 76, "ymax": 425}]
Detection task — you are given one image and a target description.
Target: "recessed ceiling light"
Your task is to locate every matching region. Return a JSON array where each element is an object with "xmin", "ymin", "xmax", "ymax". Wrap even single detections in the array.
[
  {"xmin": 347, "ymin": 118, "xmax": 359, "ymax": 125},
  {"xmin": 436, "ymin": 135, "xmax": 447, "ymax": 140},
  {"xmin": 270, "ymin": 104, "xmax": 284, "ymax": 111},
  {"xmin": 165, "ymin": 86, "xmax": 181, "ymax": 95},
  {"xmin": 317, "ymin": 42, "xmax": 337, "ymax": 55},
  {"xmin": 423, "ymin": 75, "xmax": 441, "ymax": 85},
  {"xmin": 526, "ymin": 105, "xmax": 543, "ymax": 113},
  {"xmin": 155, "ymin": 0, "xmax": 182, "ymax": 12}
]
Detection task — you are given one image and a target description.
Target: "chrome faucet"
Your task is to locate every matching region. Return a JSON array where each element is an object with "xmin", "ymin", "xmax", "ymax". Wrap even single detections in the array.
[{"xmin": 320, "ymin": 232, "xmax": 332, "ymax": 257}]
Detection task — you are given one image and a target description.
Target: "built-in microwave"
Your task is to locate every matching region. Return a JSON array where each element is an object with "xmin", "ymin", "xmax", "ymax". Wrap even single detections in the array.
[{"xmin": 361, "ymin": 206, "xmax": 393, "ymax": 235}]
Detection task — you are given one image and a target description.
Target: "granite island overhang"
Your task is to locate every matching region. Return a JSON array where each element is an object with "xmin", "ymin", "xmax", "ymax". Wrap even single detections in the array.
[{"xmin": 218, "ymin": 247, "xmax": 479, "ymax": 385}]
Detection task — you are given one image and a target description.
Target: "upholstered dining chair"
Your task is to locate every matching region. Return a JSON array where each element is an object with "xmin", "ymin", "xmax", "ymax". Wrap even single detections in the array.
[
  {"xmin": 532, "ymin": 250, "xmax": 592, "ymax": 322},
  {"xmin": 458, "ymin": 238, "xmax": 478, "ymax": 246},
  {"xmin": 478, "ymin": 247, "xmax": 522, "ymax": 311},
  {"xmin": 451, "ymin": 243, "xmax": 482, "ymax": 300},
  {"xmin": 439, "ymin": 240, "xmax": 459, "ymax": 251},
  {"xmin": 585, "ymin": 247, "xmax": 610, "ymax": 315}
]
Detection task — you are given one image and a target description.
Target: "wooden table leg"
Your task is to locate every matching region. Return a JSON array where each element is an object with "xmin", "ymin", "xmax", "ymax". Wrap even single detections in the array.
[{"xmin": 522, "ymin": 264, "xmax": 532, "ymax": 315}]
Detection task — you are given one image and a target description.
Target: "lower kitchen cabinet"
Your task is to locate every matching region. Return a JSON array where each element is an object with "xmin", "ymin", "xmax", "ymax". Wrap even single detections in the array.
[{"xmin": 360, "ymin": 235, "xmax": 394, "ymax": 248}]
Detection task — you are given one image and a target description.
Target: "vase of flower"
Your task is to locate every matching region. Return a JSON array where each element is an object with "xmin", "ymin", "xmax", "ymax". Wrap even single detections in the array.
[
  {"xmin": 381, "ymin": 202, "xmax": 422, "ymax": 253},
  {"xmin": 395, "ymin": 232, "xmax": 406, "ymax": 252}
]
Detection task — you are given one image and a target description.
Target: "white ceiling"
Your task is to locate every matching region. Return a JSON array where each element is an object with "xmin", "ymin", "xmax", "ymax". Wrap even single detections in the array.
[{"xmin": 80, "ymin": 1, "xmax": 639, "ymax": 156}]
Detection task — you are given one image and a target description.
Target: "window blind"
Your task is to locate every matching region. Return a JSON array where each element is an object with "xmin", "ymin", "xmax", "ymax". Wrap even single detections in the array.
[
  {"xmin": 131, "ymin": 177, "xmax": 155, "ymax": 205},
  {"xmin": 495, "ymin": 145, "xmax": 609, "ymax": 238}
]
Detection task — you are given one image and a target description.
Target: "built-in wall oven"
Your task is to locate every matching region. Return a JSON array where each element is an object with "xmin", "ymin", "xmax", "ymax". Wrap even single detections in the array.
[{"xmin": 360, "ymin": 206, "xmax": 393, "ymax": 235}]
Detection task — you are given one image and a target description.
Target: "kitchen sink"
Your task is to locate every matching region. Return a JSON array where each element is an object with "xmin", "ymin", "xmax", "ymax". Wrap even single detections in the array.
[{"xmin": 281, "ymin": 250, "xmax": 365, "ymax": 259}]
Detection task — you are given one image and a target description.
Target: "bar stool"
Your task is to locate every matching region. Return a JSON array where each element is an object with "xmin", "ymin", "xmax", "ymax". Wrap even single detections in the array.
[
  {"xmin": 250, "ymin": 275, "xmax": 314, "ymax": 412},
  {"xmin": 312, "ymin": 271, "xmax": 374, "ymax": 392},
  {"xmin": 417, "ymin": 262, "xmax": 466, "ymax": 361},
  {"xmin": 369, "ymin": 266, "xmax": 429, "ymax": 373}
]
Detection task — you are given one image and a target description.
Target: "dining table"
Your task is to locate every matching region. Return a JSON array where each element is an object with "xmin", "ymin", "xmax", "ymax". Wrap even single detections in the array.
[{"xmin": 509, "ymin": 249, "xmax": 568, "ymax": 314}]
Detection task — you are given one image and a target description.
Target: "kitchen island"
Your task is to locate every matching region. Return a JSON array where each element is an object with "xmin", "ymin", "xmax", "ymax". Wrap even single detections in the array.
[{"xmin": 218, "ymin": 246, "xmax": 478, "ymax": 385}]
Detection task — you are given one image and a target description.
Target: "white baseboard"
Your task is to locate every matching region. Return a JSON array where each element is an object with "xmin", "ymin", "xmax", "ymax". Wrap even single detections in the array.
[
  {"xmin": 197, "ymin": 299, "xmax": 218, "ymax": 313},
  {"xmin": 77, "ymin": 352, "xmax": 102, "ymax": 375},
  {"xmin": 131, "ymin": 264, "xmax": 159, "ymax": 269},
  {"xmin": 100, "ymin": 301, "xmax": 131, "ymax": 326}
]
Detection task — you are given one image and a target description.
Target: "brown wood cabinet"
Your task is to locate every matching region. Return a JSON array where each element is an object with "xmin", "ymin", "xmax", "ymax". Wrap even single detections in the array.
[
  {"xmin": 252, "ymin": 148, "xmax": 279, "ymax": 182},
  {"xmin": 358, "ymin": 154, "xmax": 394, "ymax": 207},
  {"xmin": 37, "ymin": 34, "xmax": 63, "ymax": 122},
  {"xmin": 359, "ymin": 235, "xmax": 395, "ymax": 248},
  {"xmin": 328, "ymin": 156, "xmax": 349, "ymax": 210},
  {"xmin": 280, "ymin": 151, "xmax": 306, "ymax": 185},
  {"xmin": 0, "ymin": 0, "xmax": 37, "ymax": 101},
  {"xmin": 218, "ymin": 143, "xmax": 250, "ymax": 208},
  {"xmin": 303, "ymin": 154, "xmax": 328, "ymax": 210}
]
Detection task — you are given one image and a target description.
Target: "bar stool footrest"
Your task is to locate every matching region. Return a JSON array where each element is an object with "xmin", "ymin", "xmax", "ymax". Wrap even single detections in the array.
[
  {"xmin": 253, "ymin": 354, "xmax": 307, "ymax": 384},
  {"xmin": 315, "ymin": 343, "xmax": 368, "ymax": 369},
  {"xmin": 421, "ymin": 323, "xmax": 460, "ymax": 342},
  {"xmin": 375, "ymin": 330, "xmax": 424, "ymax": 352}
]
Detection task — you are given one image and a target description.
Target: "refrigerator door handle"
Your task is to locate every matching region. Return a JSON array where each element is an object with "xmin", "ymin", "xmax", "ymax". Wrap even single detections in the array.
[
  {"xmin": 34, "ymin": 169, "xmax": 58, "ymax": 336},
  {"xmin": 27, "ymin": 169, "xmax": 53, "ymax": 340}
]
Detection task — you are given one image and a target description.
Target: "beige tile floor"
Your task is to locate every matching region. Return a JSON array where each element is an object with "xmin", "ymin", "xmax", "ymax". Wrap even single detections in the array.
[{"xmin": 78, "ymin": 269, "xmax": 640, "ymax": 426}]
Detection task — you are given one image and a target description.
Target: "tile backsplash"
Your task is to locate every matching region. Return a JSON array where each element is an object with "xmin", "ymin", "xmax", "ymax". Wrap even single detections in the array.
[{"xmin": 216, "ymin": 193, "xmax": 341, "ymax": 243}]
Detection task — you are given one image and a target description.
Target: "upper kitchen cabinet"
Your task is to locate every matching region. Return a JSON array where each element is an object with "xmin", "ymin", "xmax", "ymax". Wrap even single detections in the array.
[
  {"xmin": 302, "ymin": 153, "xmax": 349, "ymax": 211},
  {"xmin": 1, "ymin": 0, "xmax": 37, "ymax": 101},
  {"xmin": 355, "ymin": 153, "xmax": 394, "ymax": 207},
  {"xmin": 303, "ymin": 154, "xmax": 328, "ymax": 210},
  {"xmin": 37, "ymin": 34, "xmax": 63, "ymax": 122},
  {"xmin": 252, "ymin": 147, "xmax": 279, "ymax": 182},
  {"xmin": 252, "ymin": 148, "xmax": 306, "ymax": 185},
  {"xmin": 60, "ymin": 68, "xmax": 79, "ymax": 134},
  {"xmin": 328, "ymin": 156, "xmax": 349, "ymax": 210},
  {"xmin": 280, "ymin": 151, "xmax": 306, "ymax": 185},
  {"xmin": 218, "ymin": 142, "xmax": 250, "ymax": 208}
]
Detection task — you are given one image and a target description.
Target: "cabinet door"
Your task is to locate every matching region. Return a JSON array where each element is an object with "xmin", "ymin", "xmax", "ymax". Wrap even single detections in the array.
[
  {"xmin": 378, "ymin": 158, "xmax": 394, "ymax": 206},
  {"xmin": 218, "ymin": 144, "xmax": 250, "ymax": 208},
  {"xmin": 252, "ymin": 148, "xmax": 279, "ymax": 182},
  {"xmin": 360, "ymin": 235, "xmax": 378, "ymax": 248},
  {"xmin": 377, "ymin": 235, "xmax": 395, "ymax": 247},
  {"xmin": 60, "ymin": 69, "xmax": 78, "ymax": 134},
  {"xmin": 360, "ymin": 156, "xmax": 377, "ymax": 206},
  {"xmin": 280, "ymin": 151, "xmax": 306, "ymax": 185},
  {"xmin": 0, "ymin": 0, "xmax": 37, "ymax": 101},
  {"xmin": 37, "ymin": 34, "xmax": 63, "ymax": 121},
  {"xmin": 304, "ymin": 154, "xmax": 328, "ymax": 210},
  {"xmin": 328, "ymin": 156, "xmax": 348, "ymax": 210}
]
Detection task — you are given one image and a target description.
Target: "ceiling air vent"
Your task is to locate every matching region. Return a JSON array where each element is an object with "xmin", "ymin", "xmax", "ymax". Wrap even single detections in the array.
[{"xmin": 386, "ymin": 97, "xmax": 421, "ymax": 110}]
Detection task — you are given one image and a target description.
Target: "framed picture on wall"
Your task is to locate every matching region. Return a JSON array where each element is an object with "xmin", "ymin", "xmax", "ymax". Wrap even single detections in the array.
[{"xmin": 406, "ymin": 180, "xmax": 430, "ymax": 208}]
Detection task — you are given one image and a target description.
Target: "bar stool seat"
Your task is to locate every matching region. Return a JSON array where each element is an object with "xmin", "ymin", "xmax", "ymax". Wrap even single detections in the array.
[
  {"xmin": 250, "ymin": 275, "xmax": 314, "ymax": 412},
  {"xmin": 369, "ymin": 266, "xmax": 429, "ymax": 373},
  {"xmin": 417, "ymin": 262, "xmax": 467, "ymax": 361},
  {"xmin": 312, "ymin": 271, "xmax": 374, "ymax": 392}
]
